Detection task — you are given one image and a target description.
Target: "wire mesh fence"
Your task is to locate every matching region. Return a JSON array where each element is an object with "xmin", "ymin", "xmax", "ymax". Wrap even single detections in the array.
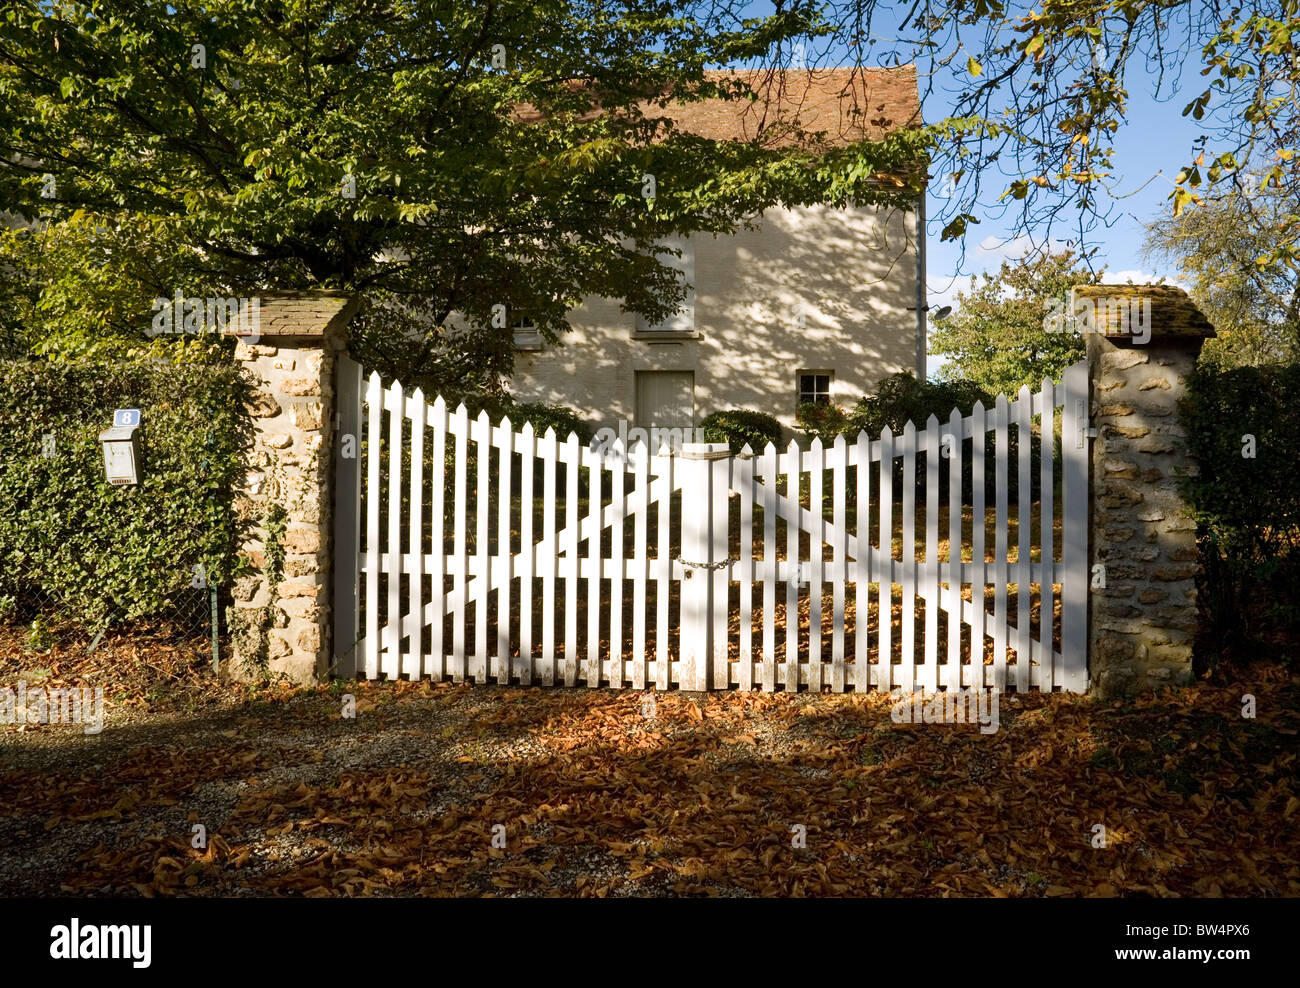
[{"xmin": 0, "ymin": 565, "xmax": 224, "ymax": 670}]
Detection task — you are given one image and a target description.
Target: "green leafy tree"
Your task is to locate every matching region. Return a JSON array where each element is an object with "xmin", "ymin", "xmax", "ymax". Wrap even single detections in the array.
[
  {"xmin": 928, "ymin": 249, "xmax": 1099, "ymax": 397},
  {"xmin": 1144, "ymin": 177, "xmax": 1300, "ymax": 369},
  {"xmin": 0, "ymin": 1, "xmax": 925, "ymax": 391},
  {"xmin": 0, "ymin": 213, "xmax": 211, "ymax": 360}
]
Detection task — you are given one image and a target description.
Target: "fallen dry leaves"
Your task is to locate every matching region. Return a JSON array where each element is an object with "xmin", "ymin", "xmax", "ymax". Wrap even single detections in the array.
[{"xmin": 0, "ymin": 652, "xmax": 1297, "ymax": 898}]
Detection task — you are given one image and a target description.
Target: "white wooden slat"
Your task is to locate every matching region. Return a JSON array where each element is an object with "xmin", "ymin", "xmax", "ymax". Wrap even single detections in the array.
[
  {"xmin": 854, "ymin": 432, "xmax": 870, "ymax": 692},
  {"xmin": 540, "ymin": 429, "xmax": 557, "ymax": 686},
  {"xmin": 761, "ymin": 444, "xmax": 777, "ymax": 692},
  {"xmin": 993, "ymin": 394, "xmax": 1009, "ymax": 692},
  {"xmin": 784, "ymin": 440, "xmax": 801, "ymax": 691},
  {"xmin": 737, "ymin": 447, "xmax": 754, "ymax": 691},
  {"xmin": 969, "ymin": 401, "xmax": 986, "ymax": 689},
  {"xmin": 709, "ymin": 450, "xmax": 729, "ymax": 690},
  {"xmin": 364, "ymin": 372, "xmax": 382, "ymax": 680},
  {"xmin": 1061, "ymin": 361, "xmax": 1089, "ymax": 691},
  {"xmin": 473, "ymin": 411, "xmax": 491, "ymax": 681},
  {"xmin": 831, "ymin": 435, "xmax": 846, "ymax": 692},
  {"xmin": 655, "ymin": 450, "xmax": 672, "ymax": 688},
  {"xmin": 609, "ymin": 442, "xmax": 625, "ymax": 688},
  {"xmin": 1016, "ymin": 385, "xmax": 1032, "ymax": 692},
  {"xmin": 632, "ymin": 443, "xmax": 649, "ymax": 690},
  {"xmin": 333, "ymin": 357, "xmax": 363, "ymax": 679},
  {"xmin": 924, "ymin": 414, "xmax": 940, "ymax": 693},
  {"xmin": 947, "ymin": 407, "xmax": 963, "ymax": 692},
  {"xmin": 807, "ymin": 438, "xmax": 824, "ymax": 693},
  {"xmin": 409, "ymin": 390, "xmax": 426, "ymax": 679},
  {"xmin": 679, "ymin": 449, "xmax": 710, "ymax": 692},
  {"xmin": 451, "ymin": 403, "xmax": 469, "ymax": 682},
  {"xmin": 565, "ymin": 432, "xmax": 580, "ymax": 687},
  {"xmin": 1039, "ymin": 378, "xmax": 1056, "ymax": 691},
  {"xmin": 517, "ymin": 422, "xmax": 535, "ymax": 686},
  {"xmin": 429, "ymin": 396, "xmax": 448, "ymax": 681},
  {"xmin": 497, "ymin": 416, "xmax": 513, "ymax": 683},
  {"xmin": 385, "ymin": 381, "xmax": 403, "ymax": 680},
  {"xmin": 586, "ymin": 446, "xmax": 602, "ymax": 686},
  {"xmin": 899, "ymin": 423, "xmax": 914, "ymax": 693},
  {"xmin": 878, "ymin": 427, "xmax": 894, "ymax": 693}
]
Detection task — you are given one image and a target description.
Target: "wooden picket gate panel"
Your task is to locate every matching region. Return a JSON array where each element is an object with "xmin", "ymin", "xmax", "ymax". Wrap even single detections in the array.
[{"xmin": 333, "ymin": 356, "xmax": 1090, "ymax": 692}]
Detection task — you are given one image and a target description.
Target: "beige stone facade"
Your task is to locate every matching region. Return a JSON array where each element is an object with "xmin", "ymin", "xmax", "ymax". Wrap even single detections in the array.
[{"xmin": 510, "ymin": 201, "xmax": 921, "ymax": 435}]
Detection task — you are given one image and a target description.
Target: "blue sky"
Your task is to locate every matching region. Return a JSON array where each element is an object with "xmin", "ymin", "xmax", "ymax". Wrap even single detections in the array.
[
  {"xmin": 924, "ymin": 59, "xmax": 1207, "ymax": 312},
  {"xmin": 730, "ymin": 4, "xmax": 1214, "ymax": 374},
  {"xmin": 921, "ymin": 71, "xmax": 1208, "ymax": 374}
]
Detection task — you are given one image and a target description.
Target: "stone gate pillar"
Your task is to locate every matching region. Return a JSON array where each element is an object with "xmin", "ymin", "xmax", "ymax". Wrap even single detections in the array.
[
  {"xmin": 227, "ymin": 292, "xmax": 358, "ymax": 683},
  {"xmin": 1076, "ymin": 284, "xmax": 1215, "ymax": 697}
]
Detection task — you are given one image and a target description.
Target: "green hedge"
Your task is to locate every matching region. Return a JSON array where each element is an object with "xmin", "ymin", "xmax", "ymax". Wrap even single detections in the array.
[
  {"xmin": 1182, "ymin": 364, "xmax": 1300, "ymax": 661},
  {"xmin": 699, "ymin": 409, "xmax": 784, "ymax": 454},
  {"xmin": 0, "ymin": 356, "xmax": 254, "ymax": 629},
  {"xmin": 796, "ymin": 373, "xmax": 1045, "ymax": 501}
]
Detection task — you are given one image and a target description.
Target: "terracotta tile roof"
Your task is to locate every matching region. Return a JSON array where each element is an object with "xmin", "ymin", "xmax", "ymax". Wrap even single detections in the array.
[
  {"xmin": 515, "ymin": 66, "xmax": 921, "ymax": 149},
  {"xmin": 225, "ymin": 291, "xmax": 359, "ymax": 339},
  {"xmin": 664, "ymin": 67, "xmax": 922, "ymax": 146},
  {"xmin": 1072, "ymin": 284, "xmax": 1217, "ymax": 340}
]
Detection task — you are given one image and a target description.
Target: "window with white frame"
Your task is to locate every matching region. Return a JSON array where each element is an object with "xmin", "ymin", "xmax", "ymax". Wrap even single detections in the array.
[
  {"xmin": 797, "ymin": 372, "xmax": 832, "ymax": 406},
  {"xmin": 634, "ymin": 236, "xmax": 695, "ymax": 336},
  {"xmin": 511, "ymin": 313, "xmax": 542, "ymax": 351}
]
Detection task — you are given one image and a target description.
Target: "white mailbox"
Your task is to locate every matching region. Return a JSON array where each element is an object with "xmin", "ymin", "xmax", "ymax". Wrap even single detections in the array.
[{"xmin": 99, "ymin": 409, "xmax": 142, "ymax": 486}]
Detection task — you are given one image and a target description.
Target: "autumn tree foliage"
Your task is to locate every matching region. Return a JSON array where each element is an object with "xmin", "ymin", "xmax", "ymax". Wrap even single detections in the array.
[{"xmin": 928, "ymin": 249, "xmax": 1100, "ymax": 397}]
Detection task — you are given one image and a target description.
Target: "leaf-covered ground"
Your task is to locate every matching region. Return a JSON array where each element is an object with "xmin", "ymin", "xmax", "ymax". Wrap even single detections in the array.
[{"xmin": 0, "ymin": 631, "xmax": 1297, "ymax": 897}]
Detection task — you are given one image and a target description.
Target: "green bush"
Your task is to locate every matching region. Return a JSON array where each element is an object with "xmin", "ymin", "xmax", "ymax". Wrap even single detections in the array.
[
  {"xmin": 699, "ymin": 409, "xmax": 784, "ymax": 454},
  {"xmin": 1182, "ymin": 364, "xmax": 1300, "ymax": 663},
  {"xmin": 846, "ymin": 373, "xmax": 992, "ymax": 438},
  {"xmin": 0, "ymin": 355, "xmax": 254, "ymax": 629},
  {"xmin": 794, "ymin": 402, "xmax": 849, "ymax": 445},
  {"xmin": 503, "ymin": 401, "xmax": 591, "ymax": 443},
  {"xmin": 795, "ymin": 372, "xmax": 1045, "ymax": 502}
]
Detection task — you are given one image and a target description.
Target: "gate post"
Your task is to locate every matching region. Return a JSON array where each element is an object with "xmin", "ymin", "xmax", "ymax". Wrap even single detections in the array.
[
  {"xmin": 679, "ymin": 442, "xmax": 729, "ymax": 690},
  {"xmin": 332, "ymin": 355, "xmax": 363, "ymax": 678},
  {"xmin": 1075, "ymin": 285, "xmax": 1215, "ymax": 697},
  {"xmin": 226, "ymin": 292, "xmax": 358, "ymax": 684}
]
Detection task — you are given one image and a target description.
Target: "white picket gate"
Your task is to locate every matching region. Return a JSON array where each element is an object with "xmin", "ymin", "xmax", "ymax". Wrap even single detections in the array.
[{"xmin": 333, "ymin": 357, "xmax": 1090, "ymax": 692}]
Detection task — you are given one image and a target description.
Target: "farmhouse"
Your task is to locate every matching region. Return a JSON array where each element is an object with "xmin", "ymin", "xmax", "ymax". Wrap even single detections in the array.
[{"xmin": 508, "ymin": 66, "xmax": 927, "ymax": 435}]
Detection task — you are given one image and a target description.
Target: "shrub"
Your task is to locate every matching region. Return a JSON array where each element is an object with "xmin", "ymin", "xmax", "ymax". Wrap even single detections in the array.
[
  {"xmin": 699, "ymin": 409, "xmax": 784, "ymax": 454},
  {"xmin": 1182, "ymin": 363, "xmax": 1300, "ymax": 664},
  {"xmin": 847, "ymin": 373, "xmax": 992, "ymax": 438},
  {"xmin": 0, "ymin": 355, "xmax": 253, "ymax": 630},
  {"xmin": 797, "ymin": 372, "xmax": 1046, "ymax": 502},
  {"xmin": 794, "ymin": 402, "xmax": 849, "ymax": 445},
  {"xmin": 504, "ymin": 401, "xmax": 591, "ymax": 443}
]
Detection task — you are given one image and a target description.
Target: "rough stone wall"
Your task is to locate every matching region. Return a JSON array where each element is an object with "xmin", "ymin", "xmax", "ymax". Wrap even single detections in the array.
[
  {"xmin": 1087, "ymin": 335, "xmax": 1203, "ymax": 696},
  {"xmin": 229, "ymin": 326, "xmax": 344, "ymax": 683}
]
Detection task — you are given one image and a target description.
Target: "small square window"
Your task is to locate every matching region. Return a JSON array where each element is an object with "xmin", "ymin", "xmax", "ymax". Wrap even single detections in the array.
[
  {"xmin": 798, "ymin": 372, "xmax": 832, "ymax": 406},
  {"xmin": 511, "ymin": 315, "xmax": 542, "ymax": 351}
]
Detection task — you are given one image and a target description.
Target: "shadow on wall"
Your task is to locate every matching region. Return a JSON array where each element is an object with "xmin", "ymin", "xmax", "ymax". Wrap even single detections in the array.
[{"xmin": 511, "ymin": 203, "xmax": 918, "ymax": 435}]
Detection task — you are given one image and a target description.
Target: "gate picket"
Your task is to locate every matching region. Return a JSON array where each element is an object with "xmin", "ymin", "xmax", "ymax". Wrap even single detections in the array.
[
  {"xmin": 923, "ymin": 414, "xmax": 939, "ymax": 693},
  {"xmin": 1016, "ymin": 386, "xmax": 1032, "ymax": 691},
  {"xmin": 970, "ymin": 401, "xmax": 986, "ymax": 688}
]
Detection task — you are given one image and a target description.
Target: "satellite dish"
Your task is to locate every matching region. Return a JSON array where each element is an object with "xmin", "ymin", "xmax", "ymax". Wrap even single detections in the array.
[{"xmin": 932, "ymin": 305, "xmax": 953, "ymax": 321}]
